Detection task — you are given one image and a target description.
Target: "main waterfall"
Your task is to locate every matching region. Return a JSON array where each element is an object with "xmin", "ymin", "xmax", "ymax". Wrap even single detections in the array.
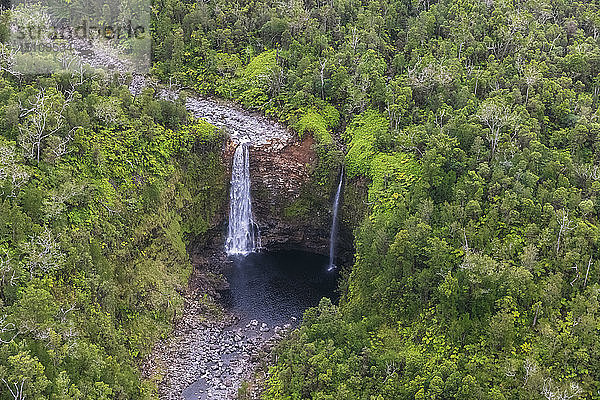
[
  {"xmin": 328, "ymin": 168, "xmax": 344, "ymax": 271},
  {"xmin": 225, "ymin": 143, "xmax": 260, "ymax": 256}
]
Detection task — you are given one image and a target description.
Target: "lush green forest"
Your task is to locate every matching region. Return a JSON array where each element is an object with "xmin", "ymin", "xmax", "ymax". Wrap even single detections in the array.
[
  {"xmin": 0, "ymin": 68, "xmax": 226, "ymax": 397},
  {"xmin": 1, "ymin": 0, "xmax": 600, "ymax": 398},
  {"xmin": 152, "ymin": 0, "xmax": 600, "ymax": 398}
]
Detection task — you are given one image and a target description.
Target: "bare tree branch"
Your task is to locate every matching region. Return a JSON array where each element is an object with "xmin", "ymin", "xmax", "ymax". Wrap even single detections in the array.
[
  {"xmin": 0, "ymin": 314, "xmax": 17, "ymax": 344},
  {"xmin": 555, "ymin": 210, "xmax": 575, "ymax": 255},
  {"xmin": 2, "ymin": 378, "xmax": 25, "ymax": 400}
]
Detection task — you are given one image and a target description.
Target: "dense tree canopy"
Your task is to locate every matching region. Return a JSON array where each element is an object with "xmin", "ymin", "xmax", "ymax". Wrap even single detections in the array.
[
  {"xmin": 0, "ymin": 63, "xmax": 226, "ymax": 398},
  {"xmin": 2, "ymin": 0, "xmax": 600, "ymax": 398},
  {"xmin": 151, "ymin": 0, "xmax": 600, "ymax": 398}
]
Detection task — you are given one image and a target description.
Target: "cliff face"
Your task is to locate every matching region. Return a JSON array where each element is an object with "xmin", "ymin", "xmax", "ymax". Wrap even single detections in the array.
[
  {"xmin": 181, "ymin": 93, "xmax": 357, "ymax": 263},
  {"xmin": 223, "ymin": 134, "xmax": 356, "ymax": 262},
  {"xmin": 250, "ymin": 135, "xmax": 330, "ymax": 255}
]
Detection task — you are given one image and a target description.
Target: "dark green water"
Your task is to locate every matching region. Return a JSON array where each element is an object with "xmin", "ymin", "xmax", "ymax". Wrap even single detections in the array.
[{"xmin": 221, "ymin": 250, "xmax": 339, "ymax": 326}]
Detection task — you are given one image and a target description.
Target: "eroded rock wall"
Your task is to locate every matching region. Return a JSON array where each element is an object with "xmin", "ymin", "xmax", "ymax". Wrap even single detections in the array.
[
  {"xmin": 223, "ymin": 134, "xmax": 358, "ymax": 262},
  {"xmin": 250, "ymin": 136, "xmax": 330, "ymax": 255}
]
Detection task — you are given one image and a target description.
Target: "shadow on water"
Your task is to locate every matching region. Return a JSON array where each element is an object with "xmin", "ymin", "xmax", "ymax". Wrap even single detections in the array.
[{"xmin": 220, "ymin": 250, "xmax": 339, "ymax": 326}]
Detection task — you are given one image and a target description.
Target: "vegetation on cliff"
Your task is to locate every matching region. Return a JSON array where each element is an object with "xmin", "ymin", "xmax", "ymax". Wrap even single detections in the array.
[{"xmin": 0, "ymin": 63, "xmax": 225, "ymax": 397}]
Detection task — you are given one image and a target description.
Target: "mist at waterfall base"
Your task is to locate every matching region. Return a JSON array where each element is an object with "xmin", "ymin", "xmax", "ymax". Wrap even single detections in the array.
[{"xmin": 221, "ymin": 251, "xmax": 339, "ymax": 326}]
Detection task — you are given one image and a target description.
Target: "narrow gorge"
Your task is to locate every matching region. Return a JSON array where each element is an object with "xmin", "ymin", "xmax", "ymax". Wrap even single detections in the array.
[
  {"xmin": 32, "ymin": 31, "xmax": 360, "ymax": 400},
  {"xmin": 136, "ymin": 79, "xmax": 354, "ymax": 399}
]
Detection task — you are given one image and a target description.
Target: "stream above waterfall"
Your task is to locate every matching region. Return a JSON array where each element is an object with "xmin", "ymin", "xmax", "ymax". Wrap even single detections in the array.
[{"xmin": 221, "ymin": 251, "xmax": 339, "ymax": 326}]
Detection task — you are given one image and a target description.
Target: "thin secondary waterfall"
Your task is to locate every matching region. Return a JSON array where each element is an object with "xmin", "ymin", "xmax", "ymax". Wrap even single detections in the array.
[
  {"xmin": 225, "ymin": 143, "xmax": 260, "ymax": 256},
  {"xmin": 328, "ymin": 168, "xmax": 344, "ymax": 271}
]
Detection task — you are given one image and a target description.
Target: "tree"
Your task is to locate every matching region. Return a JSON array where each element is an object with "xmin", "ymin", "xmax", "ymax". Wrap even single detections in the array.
[
  {"xmin": 541, "ymin": 379, "xmax": 583, "ymax": 400},
  {"xmin": 0, "ymin": 43, "xmax": 22, "ymax": 80},
  {"xmin": 555, "ymin": 209, "xmax": 575, "ymax": 255},
  {"xmin": 318, "ymin": 57, "xmax": 328, "ymax": 100},
  {"xmin": 1, "ymin": 351, "xmax": 50, "ymax": 400},
  {"xmin": 0, "ymin": 249, "xmax": 16, "ymax": 289},
  {"xmin": 523, "ymin": 63, "xmax": 542, "ymax": 104},
  {"xmin": 0, "ymin": 143, "xmax": 29, "ymax": 198},
  {"xmin": 18, "ymin": 88, "xmax": 70, "ymax": 164},
  {"xmin": 21, "ymin": 227, "xmax": 64, "ymax": 278},
  {"xmin": 477, "ymin": 98, "xmax": 512, "ymax": 160},
  {"xmin": 0, "ymin": 314, "xmax": 16, "ymax": 344},
  {"xmin": 2, "ymin": 378, "xmax": 25, "ymax": 400}
]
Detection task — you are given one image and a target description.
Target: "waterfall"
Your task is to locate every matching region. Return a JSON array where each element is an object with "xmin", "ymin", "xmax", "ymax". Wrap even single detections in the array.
[
  {"xmin": 328, "ymin": 168, "xmax": 344, "ymax": 271},
  {"xmin": 225, "ymin": 143, "xmax": 260, "ymax": 256}
]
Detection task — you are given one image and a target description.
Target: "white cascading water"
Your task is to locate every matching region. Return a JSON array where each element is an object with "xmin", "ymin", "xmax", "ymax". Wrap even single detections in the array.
[
  {"xmin": 225, "ymin": 143, "xmax": 260, "ymax": 256},
  {"xmin": 328, "ymin": 168, "xmax": 344, "ymax": 271}
]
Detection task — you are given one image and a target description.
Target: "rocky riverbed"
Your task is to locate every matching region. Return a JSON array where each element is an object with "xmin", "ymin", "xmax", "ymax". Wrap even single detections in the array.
[
  {"xmin": 70, "ymin": 40, "xmax": 294, "ymax": 149},
  {"xmin": 141, "ymin": 249, "xmax": 294, "ymax": 400},
  {"xmin": 184, "ymin": 96, "xmax": 293, "ymax": 149},
  {"xmin": 142, "ymin": 295, "xmax": 291, "ymax": 400}
]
